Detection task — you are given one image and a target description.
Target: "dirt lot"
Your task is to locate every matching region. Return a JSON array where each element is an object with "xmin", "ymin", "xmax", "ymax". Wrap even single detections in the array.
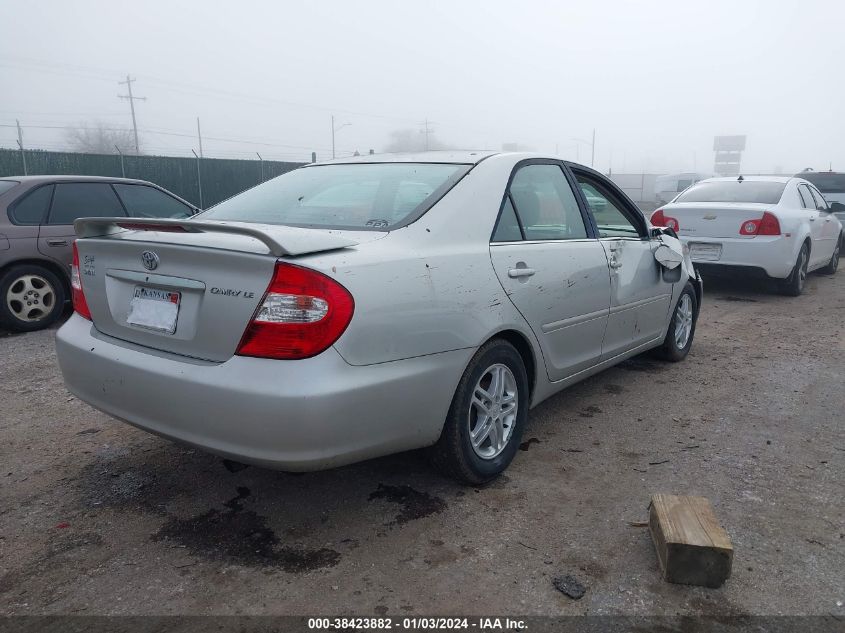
[{"xmin": 0, "ymin": 272, "xmax": 843, "ymax": 617}]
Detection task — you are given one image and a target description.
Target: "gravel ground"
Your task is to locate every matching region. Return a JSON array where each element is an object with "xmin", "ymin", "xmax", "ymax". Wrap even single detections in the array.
[{"xmin": 0, "ymin": 272, "xmax": 843, "ymax": 617}]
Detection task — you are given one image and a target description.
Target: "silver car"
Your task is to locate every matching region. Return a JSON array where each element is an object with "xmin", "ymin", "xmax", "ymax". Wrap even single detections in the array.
[{"xmin": 56, "ymin": 152, "xmax": 701, "ymax": 484}]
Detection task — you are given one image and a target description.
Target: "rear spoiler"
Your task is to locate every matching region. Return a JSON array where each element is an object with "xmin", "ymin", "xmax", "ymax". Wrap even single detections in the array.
[{"xmin": 73, "ymin": 217, "xmax": 358, "ymax": 257}]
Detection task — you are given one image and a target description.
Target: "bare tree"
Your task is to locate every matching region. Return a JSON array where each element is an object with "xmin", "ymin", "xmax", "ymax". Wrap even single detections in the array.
[
  {"xmin": 383, "ymin": 128, "xmax": 451, "ymax": 153},
  {"xmin": 65, "ymin": 122, "xmax": 138, "ymax": 154}
]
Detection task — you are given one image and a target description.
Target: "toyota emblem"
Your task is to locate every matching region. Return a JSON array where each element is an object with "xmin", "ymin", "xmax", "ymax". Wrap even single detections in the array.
[{"xmin": 141, "ymin": 251, "xmax": 159, "ymax": 271}]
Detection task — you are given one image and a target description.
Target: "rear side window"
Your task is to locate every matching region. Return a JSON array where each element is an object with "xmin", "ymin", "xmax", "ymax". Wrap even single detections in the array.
[
  {"xmin": 507, "ymin": 164, "xmax": 587, "ymax": 241},
  {"xmin": 9, "ymin": 185, "xmax": 53, "ymax": 225},
  {"xmin": 48, "ymin": 183, "xmax": 126, "ymax": 225},
  {"xmin": 491, "ymin": 197, "xmax": 523, "ymax": 242},
  {"xmin": 797, "ymin": 185, "xmax": 813, "ymax": 209},
  {"xmin": 113, "ymin": 184, "xmax": 193, "ymax": 219},
  {"xmin": 675, "ymin": 181, "xmax": 786, "ymax": 204},
  {"xmin": 807, "ymin": 187, "xmax": 828, "ymax": 210}
]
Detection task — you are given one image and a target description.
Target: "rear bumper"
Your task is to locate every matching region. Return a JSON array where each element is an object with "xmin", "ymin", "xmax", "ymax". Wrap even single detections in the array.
[
  {"xmin": 56, "ymin": 314, "xmax": 472, "ymax": 471},
  {"xmin": 680, "ymin": 235, "xmax": 795, "ymax": 279}
]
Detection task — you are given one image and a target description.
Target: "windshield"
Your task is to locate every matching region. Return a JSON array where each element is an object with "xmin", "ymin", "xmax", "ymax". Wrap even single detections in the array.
[
  {"xmin": 201, "ymin": 163, "xmax": 471, "ymax": 230},
  {"xmin": 674, "ymin": 181, "xmax": 786, "ymax": 204},
  {"xmin": 799, "ymin": 173, "xmax": 845, "ymax": 194}
]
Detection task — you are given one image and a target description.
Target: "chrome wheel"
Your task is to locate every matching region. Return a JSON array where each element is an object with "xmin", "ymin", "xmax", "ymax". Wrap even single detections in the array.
[
  {"xmin": 831, "ymin": 243, "xmax": 840, "ymax": 273},
  {"xmin": 673, "ymin": 294, "xmax": 693, "ymax": 350},
  {"xmin": 797, "ymin": 248, "xmax": 808, "ymax": 290},
  {"xmin": 5, "ymin": 274, "xmax": 56, "ymax": 323},
  {"xmin": 468, "ymin": 363, "xmax": 518, "ymax": 460}
]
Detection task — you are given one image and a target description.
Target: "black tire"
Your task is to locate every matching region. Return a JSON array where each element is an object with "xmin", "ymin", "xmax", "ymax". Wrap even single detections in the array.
[
  {"xmin": 0, "ymin": 264, "xmax": 66, "ymax": 332},
  {"xmin": 428, "ymin": 339, "xmax": 529, "ymax": 485},
  {"xmin": 778, "ymin": 243, "xmax": 809, "ymax": 296},
  {"xmin": 653, "ymin": 282, "xmax": 697, "ymax": 362},
  {"xmin": 819, "ymin": 235, "xmax": 841, "ymax": 275}
]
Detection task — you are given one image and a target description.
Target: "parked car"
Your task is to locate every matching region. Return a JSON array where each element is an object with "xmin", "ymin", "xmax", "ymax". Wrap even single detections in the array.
[
  {"xmin": 654, "ymin": 172, "xmax": 713, "ymax": 204},
  {"xmin": 56, "ymin": 152, "xmax": 701, "ymax": 484},
  {"xmin": 651, "ymin": 176, "xmax": 842, "ymax": 295},
  {"xmin": 794, "ymin": 171, "xmax": 845, "ymax": 224},
  {"xmin": 0, "ymin": 176, "xmax": 198, "ymax": 331}
]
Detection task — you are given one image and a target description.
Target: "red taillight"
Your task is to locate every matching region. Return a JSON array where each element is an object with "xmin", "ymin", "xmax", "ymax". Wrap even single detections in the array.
[
  {"xmin": 71, "ymin": 242, "xmax": 92, "ymax": 320},
  {"xmin": 739, "ymin": 212, "xmax": 781, "ymax": 236},
  {"xmin": 236, "ymin": 262, "xmax": 354, "ymax": 360},
  {"xmin": 651, "ymin": 208, "xmax": 680, "ymax": 231}
]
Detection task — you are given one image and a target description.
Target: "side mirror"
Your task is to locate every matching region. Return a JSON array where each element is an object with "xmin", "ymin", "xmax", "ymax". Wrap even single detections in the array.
[
  {"xmin": 654, "ymin": 243, "xmax": 684, "ymax": 283},
  {"xmin": 830, "ymin": 201, "xmax": 845, "ymax": 213},
  {"xmin": 651, "ymin": 226, "xmax": 678, "ymax": 239}
]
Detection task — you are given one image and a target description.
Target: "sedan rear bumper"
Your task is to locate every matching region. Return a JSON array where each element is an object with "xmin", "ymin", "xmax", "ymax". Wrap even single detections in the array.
[
  {"xmin": 56, "ymin": 314, "xmax": 471, "ymax": 471},
  {"xmin": 680, "ymin": 235, "xmax": 795, "ymax": 279}
]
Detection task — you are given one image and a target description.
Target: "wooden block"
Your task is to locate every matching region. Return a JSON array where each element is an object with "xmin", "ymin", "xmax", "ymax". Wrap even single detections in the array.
[{"xmin": 648, "ymin": 494, "xmax": 733, "ymax": 588}]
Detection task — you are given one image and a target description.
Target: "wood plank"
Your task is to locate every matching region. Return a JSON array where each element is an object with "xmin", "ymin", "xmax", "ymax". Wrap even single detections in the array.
[{"xmin": 649, "ymin": 494, "xmax": 733, "ymax": 588}]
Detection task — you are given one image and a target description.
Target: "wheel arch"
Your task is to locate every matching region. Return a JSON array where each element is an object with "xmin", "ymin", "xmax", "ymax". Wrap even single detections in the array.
[
  {"xmin": 486, "ymin": 328, "xmax": 538, "ymax": 402},
  {"xmin": 0, "ymin": 257, "xmax": 71, "ymax": 300}
]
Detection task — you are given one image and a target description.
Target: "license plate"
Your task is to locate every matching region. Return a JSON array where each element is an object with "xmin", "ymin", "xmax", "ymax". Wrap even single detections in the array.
[
  {"xmin": 689, "ymin": 242, "xmax": 722, "ymax": 261},
  {"xmin": 127, "ymin": 286, "xmax": 181, "ymax": 334}
]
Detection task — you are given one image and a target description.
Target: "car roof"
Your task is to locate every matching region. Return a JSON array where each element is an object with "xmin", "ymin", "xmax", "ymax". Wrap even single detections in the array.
[
  {"xmin": 703, "ymin": 176, "xmax": 793, "ymax": 183},
  {"xmin": 0, "ymin": 175, "xmax": 153, "ymax": 185},
  {"xmin": 312, "ymin": 150, "xmax": 499, "ymax": 166}
]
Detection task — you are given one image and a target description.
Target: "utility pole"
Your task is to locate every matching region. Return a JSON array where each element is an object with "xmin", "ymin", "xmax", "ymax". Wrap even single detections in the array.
[
  {"xmin": 331, "ymin": 115, "xmax": 351, "ymax": 159},
  {"xmin": 421, "ymin": 119, "xmax": 433, "ymax": 151},
  {"xmin": 115, "ymin": 145, "xmax": 125, "ymax": 177},
  {"xmin": 15, "ymin": 119, "xmax": 27, "ymax": 175},
  {"xmin": 118, "ymin": 75, "xmax": 146, "ymax": 155},
  {"xmin": 192, "ymin": 149, "xmax": 203, "ymax": 209},
  {"xmin": 196, "ymin": 117, "xmax": 203, "ymax": 158}
]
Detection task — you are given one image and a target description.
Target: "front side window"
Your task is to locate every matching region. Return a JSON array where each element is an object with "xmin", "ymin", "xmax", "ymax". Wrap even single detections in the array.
[
  {"xmin": 48, "ymin": 183, "xmax": 125, "ymax": 225},
  {"xmin": 113, "ymin": 184, "xmax": 193, "ymax": 219},
  {"xmin": 9, "ymin": 185, "xmax": 53, "ymax": 225},
  {"xmin": 507, "ymin": 164, "xmax": 587, "ymax": 241},
  {"xmin": 576, "ymin": 175, "xmax": 642, "ymax": 238},
  {"xmin": 675, "ymin": 181, "xmax": 786, "ymax": 204},
  {"xmin": 201, "ymin": 163, "xmax": 470, "ymax": 230}
]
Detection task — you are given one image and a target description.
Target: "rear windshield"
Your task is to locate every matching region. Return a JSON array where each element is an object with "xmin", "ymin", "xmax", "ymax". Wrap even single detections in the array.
[
  {"xmin": 201, "ymin": 163, "xmax": 471, "ymax": 230},
  {"xmin": 0, "ymin": 180, "xmax": 19, "ymax": 196},
  {"xmin": 674, "ymin": 181, "xmax": 786, "ymax": 204},
  {"xmin": 799, "ymin": 173, "xmax": 845, "ymax": 194}
]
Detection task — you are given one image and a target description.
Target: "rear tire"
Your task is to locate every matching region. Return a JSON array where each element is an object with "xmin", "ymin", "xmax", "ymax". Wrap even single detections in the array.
[
  {"xmin": 778, "ymin": 243, "xmax": 809, "ymax": 296},
  {"xmin": 819, "ymin": 236, "xmax": 841, "ymax": 275},
  {"xmin": 653, "ymin": 282, "xmax": 697, "ymax": 362},
  {"xmin": 0, "ymin": 264, "xmax": 66, "ymax": 332},
  {"xmin": 428, "ymin": 339, "xmax": 529, "ymax": 485}
]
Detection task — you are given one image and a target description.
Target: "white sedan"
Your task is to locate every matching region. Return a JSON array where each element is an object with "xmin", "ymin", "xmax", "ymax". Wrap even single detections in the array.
[{"xmin": 651, "ymin": 176, "xmax": 842, "ymax": 295}]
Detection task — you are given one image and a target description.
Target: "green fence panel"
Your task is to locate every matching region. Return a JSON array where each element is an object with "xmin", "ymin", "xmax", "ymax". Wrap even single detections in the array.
[{"xmin": 0, "ymin": 149, "xmax": 303, "ymax": 208}]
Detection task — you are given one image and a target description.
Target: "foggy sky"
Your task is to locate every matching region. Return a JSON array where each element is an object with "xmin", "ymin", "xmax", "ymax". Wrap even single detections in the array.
[{"xmin": 1, "ymin": 0, "xmax": 843, "ymax": 174}]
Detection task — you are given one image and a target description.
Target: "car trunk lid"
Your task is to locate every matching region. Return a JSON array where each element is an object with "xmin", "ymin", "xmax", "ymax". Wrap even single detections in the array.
[
  {"xmin": 73, "ymin": 217, "xmax": 362, "ymax": 362},
  {"xmin": 661, "ymin": 202, "xmax": 772, "ymax": 239}
]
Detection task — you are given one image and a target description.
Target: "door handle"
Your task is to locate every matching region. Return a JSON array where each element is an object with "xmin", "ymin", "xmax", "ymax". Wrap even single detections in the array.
[
  {"xmin": 609, "ymin": 260, "xmax": 623, "ymax": 269},
  {"xmin": 508, "ymin": 267, "xmax": 536, "ymax": 278},
  {"xmin": 809, "ymin": 217, "xmax": 816, "ymax": 222},
  {"xmin": 47, "ymin": 239, "xmax": 68, "ymax": 247}
]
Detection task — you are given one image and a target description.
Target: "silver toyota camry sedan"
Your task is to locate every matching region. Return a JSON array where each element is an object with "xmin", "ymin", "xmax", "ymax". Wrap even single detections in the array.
[{"xmin": 56, "ymin": 152, "xmax": 702, "ymax": 484}]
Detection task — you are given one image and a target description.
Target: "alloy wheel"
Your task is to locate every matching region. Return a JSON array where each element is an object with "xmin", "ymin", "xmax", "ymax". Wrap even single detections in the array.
[
  {"xmin": 5, "ymin": 274, "xmax": 55, "ymax": 323},
  {"xmin": 468, "ymin": 363, "xmax": 518, "ymax": 459},
  {"xmin": 673, "ymin": 294, "xmax": 694, "ymax": 350}
]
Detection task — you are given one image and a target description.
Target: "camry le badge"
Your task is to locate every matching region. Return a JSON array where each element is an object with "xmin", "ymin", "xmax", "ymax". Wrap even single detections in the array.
[{"xmin": 141, "ymin": 251, "xmax": 159, "ymax": 271}]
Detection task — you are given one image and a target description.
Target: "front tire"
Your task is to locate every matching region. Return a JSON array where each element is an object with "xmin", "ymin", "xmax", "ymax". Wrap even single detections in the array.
[
  {"xmin": 819, "ymin": 236, "xmax": 841, "ymax": 275},
  {"xmin": 0, "ymin": 264, "xmax": 66, "ymax": 332},
  {"xmin": 653, "ymin": 282, "xmax": 697, "ymax": 362},
  {"xmin": 428, "ymin": 339, "xmax": 529, "ymax": 485},
  {"xmin": 778, "ymin": 243, "xmax": 809, "ymax": 296}
]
